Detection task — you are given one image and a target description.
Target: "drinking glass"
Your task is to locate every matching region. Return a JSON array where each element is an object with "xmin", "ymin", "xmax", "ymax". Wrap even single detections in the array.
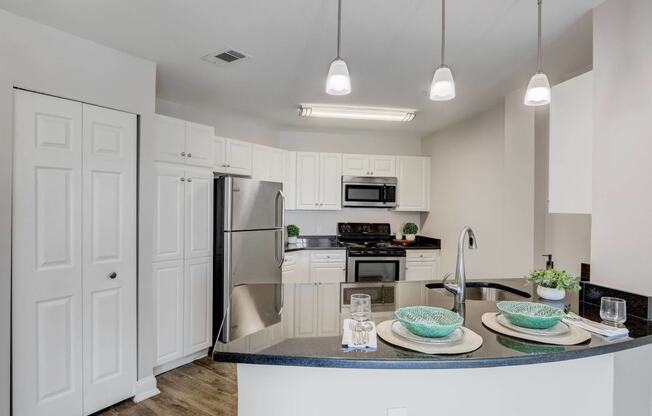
[
  {"xmin": 600, "ymin": 297, "xmax": 627, "ymax": 324},
  {"xmin": 350, "ymin": 294, "xmax": 372, "ymax": 323}
]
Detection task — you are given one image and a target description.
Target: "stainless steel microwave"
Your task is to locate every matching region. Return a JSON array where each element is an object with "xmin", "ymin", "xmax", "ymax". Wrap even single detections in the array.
[{"xmin": 341, "ymin": 176, "xmax": 397, "ymax": 208}]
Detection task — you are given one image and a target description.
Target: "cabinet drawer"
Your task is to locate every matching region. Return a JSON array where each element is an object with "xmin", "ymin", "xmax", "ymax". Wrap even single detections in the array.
[
  {"xmin": 282, "ymin": 252, "xmax": 298, "ymax": 268},
  {"xmin": 406, "ymin": 250, "xmax": 439, "ymax": 262},
  {"xmin": 310, "ymin": 264, "xmax": 346, "ymax": 284},
  {"xmin": 310, "ymin": 250, "xmax": 346, "ymax": 263}
]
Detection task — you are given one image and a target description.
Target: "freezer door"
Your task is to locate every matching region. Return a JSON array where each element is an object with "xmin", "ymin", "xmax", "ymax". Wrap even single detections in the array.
[
  {"xmin": 229, "ymin": 229, "xmax": 284, "ymax": 286},
  {"xmin": 227, "ymin": 177, "xmax": 283, "ymax": 231},
  {"xmin": 225, "ymin": 283, "xmax": 282, "ymax": 342}
]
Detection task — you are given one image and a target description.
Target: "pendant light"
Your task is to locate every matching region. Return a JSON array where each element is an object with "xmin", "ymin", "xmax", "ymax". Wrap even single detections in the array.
[
  {"xmin": 326, "ymin": 0, "xmax": 351, "ymax": 95},
  {"xmin": 429, "ymin": 0, "xmax": 455, "ymax": 101},
  {"xmin": 524, "ymin": 0, "xmax": 551, "ymax": 106}
]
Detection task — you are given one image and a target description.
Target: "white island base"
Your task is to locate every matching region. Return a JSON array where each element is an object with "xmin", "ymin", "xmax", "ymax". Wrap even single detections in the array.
[{"xmin": 236, "ymin": 344, "xmax": 652, "ymax": 416}]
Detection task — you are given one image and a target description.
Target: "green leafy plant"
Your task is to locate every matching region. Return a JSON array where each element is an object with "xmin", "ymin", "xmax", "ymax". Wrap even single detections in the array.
[
  {"xmin": 524, "ymin": 269, "xmax": 581, "ymax": 292},
  {"xmin": 286, "ymin": 224, "xmax": 300, "ymax": 238},
  {"xmin": 403, "ymin": 223, "xmax": 418, "ymax": 235}
]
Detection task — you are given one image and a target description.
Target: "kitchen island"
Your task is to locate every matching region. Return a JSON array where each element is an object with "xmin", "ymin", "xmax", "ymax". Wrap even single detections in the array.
[{"xmin": 213, "ymin": 279, "xmax": 652, "ymax": 416}]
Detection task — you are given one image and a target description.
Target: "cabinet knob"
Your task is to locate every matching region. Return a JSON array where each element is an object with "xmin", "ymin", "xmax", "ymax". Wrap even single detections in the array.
[
  {"xmin": 222, "ymin": 164, "xmax": 227, "ymax": 167},
  {"xmin": 180, "ymin": 151, "xmax": 186, "ymax": 157},
  {"xmin": 180, "ymin": 177, "xmax": 185, "ymax": 182},
  {"xmin": 187, "ymin": 153, "xmax": 192, "ymax": 158},
  {"xmin": 187, "ymin": 178, "xmax": 193, "ymax": 182},
  {"xmin": 108, "ymin": 272, "xmax": 117, "ymax": 280}
]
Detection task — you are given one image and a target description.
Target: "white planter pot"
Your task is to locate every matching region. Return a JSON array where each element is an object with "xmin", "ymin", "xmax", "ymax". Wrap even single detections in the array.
[
  {"xmin": 537, "ymin": 286, "xmax": 566, "ymax": 301},
  {"xmin": 287, "ymin": 236, "xmax": 298, "ymax": 244},
  {"xmin": 405, "ymin": 234, "xmax": 416, "ymax": 241}
]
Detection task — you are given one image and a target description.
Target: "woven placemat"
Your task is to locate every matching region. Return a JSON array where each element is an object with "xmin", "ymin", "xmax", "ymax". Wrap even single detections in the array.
[
  {"xmin": 482, "ymin": 312, "xmax": 591, "ymax": 346},
  {"xmin": 376, "ymin": 320, "xmax": 483, "ymax": 354}
]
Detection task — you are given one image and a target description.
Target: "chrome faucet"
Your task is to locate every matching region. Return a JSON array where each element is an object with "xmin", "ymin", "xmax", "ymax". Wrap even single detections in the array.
[{"xmin": 444, "ymin": 226, "xmax": 477, "ymax": 306}]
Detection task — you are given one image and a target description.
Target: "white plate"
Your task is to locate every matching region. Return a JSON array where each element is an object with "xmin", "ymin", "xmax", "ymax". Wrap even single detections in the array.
[
  {"xmin": 391, "ymin": 320, "xmax": 464, "ymax": 345},
  {"xmin": 496, "ymin": 313, "xmax": 570, "ymax": 337}
]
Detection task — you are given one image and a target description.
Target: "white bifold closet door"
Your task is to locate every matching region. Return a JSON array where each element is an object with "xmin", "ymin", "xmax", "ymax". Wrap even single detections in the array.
[{"xmin": 12, "ymin": 89, "xmax": 137, "ymax": 416}]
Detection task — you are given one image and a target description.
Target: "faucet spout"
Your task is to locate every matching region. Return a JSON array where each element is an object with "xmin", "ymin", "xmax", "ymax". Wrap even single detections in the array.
[{"xmin": 446, "ymin": 226, "xmax": 477, "ymax": 306}]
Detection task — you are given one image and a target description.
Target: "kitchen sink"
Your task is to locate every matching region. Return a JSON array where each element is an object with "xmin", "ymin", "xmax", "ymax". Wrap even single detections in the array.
[{"xmin": 425, "ymin": 282, "xmax": 531, "ymax": 301}]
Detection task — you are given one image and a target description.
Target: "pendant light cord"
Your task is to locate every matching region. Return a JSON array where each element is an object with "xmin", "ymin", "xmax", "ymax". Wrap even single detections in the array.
[
  {"xmin": 337, "ymin": 0, "xmax": 342, "ymax": 59},
  {"xmin": 441, "ymin": 0, "xmax": 446, "ymax": 65},
  {"xmin": 537, "ymin": 0, "xmax": 542, "ymax": 72}
]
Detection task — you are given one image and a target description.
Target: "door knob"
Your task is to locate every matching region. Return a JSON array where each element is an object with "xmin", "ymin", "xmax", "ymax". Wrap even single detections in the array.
[{"xmin": 108, "ymin": 272, "xmax": 117, "ymax": 280}]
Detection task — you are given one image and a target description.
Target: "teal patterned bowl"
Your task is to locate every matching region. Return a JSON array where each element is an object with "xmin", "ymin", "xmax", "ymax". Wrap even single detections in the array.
[
  {"xmin": 394, "ymin": 306, "xmax": 464, "ymax": 338},
  {"xmin": 496, "ymin": 301, "xmax": 566, "ymax": 329}
]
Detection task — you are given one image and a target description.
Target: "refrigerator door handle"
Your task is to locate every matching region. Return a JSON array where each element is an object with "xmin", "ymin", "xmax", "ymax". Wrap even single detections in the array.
[{"xmin": 274, "ymin": 190, "xmax": 286, "ymax": 268}]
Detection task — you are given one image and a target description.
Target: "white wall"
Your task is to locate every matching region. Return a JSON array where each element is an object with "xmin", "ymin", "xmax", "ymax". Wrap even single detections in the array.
[
  {"xmin": 591, "ymin": 0, "xmax": 652, "ymax": 295},
  {"xmin": 421, "ymin": 106, "xmax": 506, "ymax": 278},
  {"xmin": 0, "ymin": 10, "xmax": 157, "ymax": 414},
  {"xmin": 156, "ymin": 98, "xmax": 280, "ymax": 147},
  {"xmin": 282, "ymin": 129, "xmax": 423, "ymax": 235}
]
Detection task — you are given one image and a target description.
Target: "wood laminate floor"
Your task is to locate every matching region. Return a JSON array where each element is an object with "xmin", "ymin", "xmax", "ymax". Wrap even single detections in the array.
[{"xmin": 94, "ymin": 358, "xmax": 237, "ymax": 416}]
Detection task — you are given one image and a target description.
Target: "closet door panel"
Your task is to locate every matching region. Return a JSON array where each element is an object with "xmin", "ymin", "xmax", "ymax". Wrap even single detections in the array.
[
  {"xmin": 81, "ymin": 104, "xmax": 137, "ymax": 414},
  {"xmin": 13, "ymin": 89, "xmax": 84, "ymax": 416}
]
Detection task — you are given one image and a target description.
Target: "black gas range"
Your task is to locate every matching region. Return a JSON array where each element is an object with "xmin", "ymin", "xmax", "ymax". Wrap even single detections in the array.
[{"xmin": 337, "ymin": 223, "xmax": 406, "ymax": 282}]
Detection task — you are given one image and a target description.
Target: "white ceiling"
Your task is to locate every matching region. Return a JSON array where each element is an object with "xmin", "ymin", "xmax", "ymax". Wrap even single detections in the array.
[{"xmin": 0, "ymin": 0, "xmax": 603, "ymax": 135}]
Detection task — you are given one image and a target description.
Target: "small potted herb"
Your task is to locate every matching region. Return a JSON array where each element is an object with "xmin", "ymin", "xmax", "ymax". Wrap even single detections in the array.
[
  {"xmin": 286, "ymin": 224, "xmax": 300, "ymax": 244},
  {"xmin": 403, "ymin": 223, "xmax": 418, "ymax": 241},
  {"xmin": 525, "ymin": 269, "xmax": 581, "ymax": 300}
]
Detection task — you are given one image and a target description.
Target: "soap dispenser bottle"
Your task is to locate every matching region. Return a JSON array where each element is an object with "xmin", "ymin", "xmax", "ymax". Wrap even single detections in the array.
[{"xmin": 542, "ymin": 254, "xmax": 554, "ymax": 270}]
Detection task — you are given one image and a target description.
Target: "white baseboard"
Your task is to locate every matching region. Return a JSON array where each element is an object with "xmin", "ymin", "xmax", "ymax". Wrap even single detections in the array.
[
  {"xmin": 132, "ymin": 376, "xmax": 160, "ymax": 403},
  {"xmin": 153, "ymin": 349, "xmax": 209, "ymax": 376}
]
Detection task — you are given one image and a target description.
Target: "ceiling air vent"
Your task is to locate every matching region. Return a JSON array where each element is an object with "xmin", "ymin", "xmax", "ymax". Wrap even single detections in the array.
[{"xmin": 202, "ymin": 49, "xmax": 251, "ymax": 67}]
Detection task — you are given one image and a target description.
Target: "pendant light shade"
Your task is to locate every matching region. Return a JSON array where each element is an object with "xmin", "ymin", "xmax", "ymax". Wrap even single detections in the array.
[
  {"xmin": 524, "ymin": 71, "xmax": 551, "ymax": 106},
  {"xmin": 429, "ymin": 0, "xmax": 455, "ymax": 101},
  {"xmin": 524, "ymin": 0, "xmax": 550, "ymax": 106},
  {"xmin": 326, "ymin": 58, "xmax": 351, "ymax": 95},
  {"xmin": 326, "ymin": 0, "xmax": 351, "ymax": 96},
  {"xmin": 430, "ymin": 65, "xmax": 456, "ymax": 101}
]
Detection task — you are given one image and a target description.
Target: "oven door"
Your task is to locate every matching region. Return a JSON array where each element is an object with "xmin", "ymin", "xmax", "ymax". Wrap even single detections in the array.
[
  {"xmin": 342, "ymin": 183, "xmax": 385, "ymax": 207},
  {"xmin": 341, "ymin": 282, "xmax": 396, "ymax": 313},
  {"xmin": 347, "ymin": 256, "xmax": 406, "ymax": 283}
]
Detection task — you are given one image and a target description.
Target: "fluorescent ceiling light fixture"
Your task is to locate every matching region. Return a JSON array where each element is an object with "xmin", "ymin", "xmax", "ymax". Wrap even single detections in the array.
[{"xmin": 298, "ymin": 104, "xmax": 416, "ymax": 122}]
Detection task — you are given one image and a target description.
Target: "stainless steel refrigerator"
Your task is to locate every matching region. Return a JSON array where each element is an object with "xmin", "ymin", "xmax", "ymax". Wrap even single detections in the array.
[{"xmin": 213, "ymin": 176, "xmax": 285, "ymax": 344}]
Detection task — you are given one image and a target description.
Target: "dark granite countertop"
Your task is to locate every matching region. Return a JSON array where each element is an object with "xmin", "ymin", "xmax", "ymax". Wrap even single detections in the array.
[
  {"xmin": 285, "ymin": 235, "xmax": 442, "ymax": 252},
  {"xmin": 213, "ymin": 278, "xmax": 652, "ymax": 369}
]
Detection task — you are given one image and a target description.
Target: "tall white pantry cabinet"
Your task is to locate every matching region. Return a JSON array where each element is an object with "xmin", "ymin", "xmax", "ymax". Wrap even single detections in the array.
[
  {"xmin": 152, "ymin": 114, "xmax": 214, "ymax": 374},
  {"xmin": 12, "ymin": 90, "xmax": 138, "ymax": 416}
]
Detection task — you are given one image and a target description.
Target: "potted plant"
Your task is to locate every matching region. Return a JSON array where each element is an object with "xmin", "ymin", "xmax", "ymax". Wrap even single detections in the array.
[
  {"xmin": 524, "ymin": 269, "xmax": 581, "ymax": 300},
  {"xmin": 403, "ymin": 223, "xmax": 418, "ymax": 241},
  {"xmin": 286, "ymin": 224, "xmax": 300, "ymax": 244}
]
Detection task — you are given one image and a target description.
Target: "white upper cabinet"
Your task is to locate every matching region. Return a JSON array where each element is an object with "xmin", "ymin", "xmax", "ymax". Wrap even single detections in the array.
[
  {"xmin": 252, "ymin": 144, "xmax": 284, "ymax": 183},
  {"xmin": 342, "ymin": 154, "xmax": 396, "ymax": 177},
  {"xmin": 185, "ymin": 122, "xmax": 215, "ymax": 168},
  {"xmin": 395, "ymin": 156, "xmax": 430, "ymax": 212},
  {"xmin": 549, "ymin": 71, "xmax": 593, "ymax": 214},
  {"xmin": 214, "ymin": 137, "xmax": 253, "ymax": 176},
  {"xmin": 153, "ymin": 166, "xmax": 186, "ymax": 262},
  {"xmin": 184, "ymin": 170, "xmax": 214, "ymax": 259},
  {"xmin": 342, "ymin": 154, "xmax": 370, "ymax": 176},
  {"xmin": 296, "ymin": 152, "xmax": 342, "ymax": 210},
  {"xmin": 155, "ymin": 115, "xmax": 214, "ymax": 167},
  {"xmin": 282, "ymin": 151, "xmax": 297, "ymax": 210}
]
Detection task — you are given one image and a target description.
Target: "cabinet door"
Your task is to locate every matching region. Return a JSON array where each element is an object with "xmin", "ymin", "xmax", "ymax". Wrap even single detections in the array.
[
  {"xmin": 183, "ymin": 257, "xmax": 213, "ymax": 355},
  {"xmin": 293, "ymin": 284, "xmax": 317, "ymax": 337},
  {"xmin": 185, "ymin": 122, "xmax": 214, "ymax": 168},
  {"xmin": 296, "ymin": 152, "xmax": 320, "ymax": 210},
  {"xmin": 81, "ymin": 104, "xmax": 138, "ymax": 414},
  {"xmin": 252, "ymin": 144, "xmax": 272, "ymax": 180},
  {"xmin": 154, "ymin": 114, "xmax": 186, "ymax": 164},
  {"xmin": 213, "ymin": 136, "xmax": 227, "ymax": 172},
  {"xmin": 319, "ymin": 153, "xmax": 342, "ymax": 210},
  {"xmin": 405, "ymin": 262, "xmax": 437, "ymax": 282},
  {"xmin": 269, "ymin": 147, "xmax": 285, "ymax": 183},
  {"xmin": 281, "ymin": 284, "xmax": 296, "ymax": 338},
  {"xmin": 396, "ymin": 156, "xmax": 430, "ymax": 212},
  {"xmin": 226, "ymin": 138, "xmax": 252, "ymax": 176},
  {"xmin": 153, "ymin": 166, "xmax": 185, "ymax": 262},
  {"xmin": 282, "ymin": 151, "xmax": 297, "ymax": 210},
  {"xmin": 310, "ymin": 263, "xmax": 346, "ymax": 283},
  {"xmin": 184, "ymin": 170, "xmax": 213, "ymax": 259},
  {"xmin": 153, "ymin": 260, "xmax": 184, "ymax": 366},
  {"xmin": 342, "ymin": 154, "xmax": 370, "ymax": 176},
  {"xmin": 13, "ymin": 90, "xmax": 84, "ymax": 416},
  {"xmin": 370, "ymin": 155, "xmax": 396, "ymax": 177},
  {"xmin": 317, "ymin": 283, "xmax": 341, "ymax": 337}
]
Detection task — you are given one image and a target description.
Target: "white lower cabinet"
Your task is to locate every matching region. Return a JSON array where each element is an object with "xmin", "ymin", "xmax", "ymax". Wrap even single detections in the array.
[
  {"xmin": 405, "ymin": 250, "xmax": 441, "ymax": 281},
  {"xmin": 294, "ymin": 283, "xmax": 341, "ymax": 338},
  {"xmin": 153, "ymin": 260, "xmax": 184, "ymax": 365},
  {"xmin": 183, "ymin": 257, "xmax": 213, "ymax": 355}
]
